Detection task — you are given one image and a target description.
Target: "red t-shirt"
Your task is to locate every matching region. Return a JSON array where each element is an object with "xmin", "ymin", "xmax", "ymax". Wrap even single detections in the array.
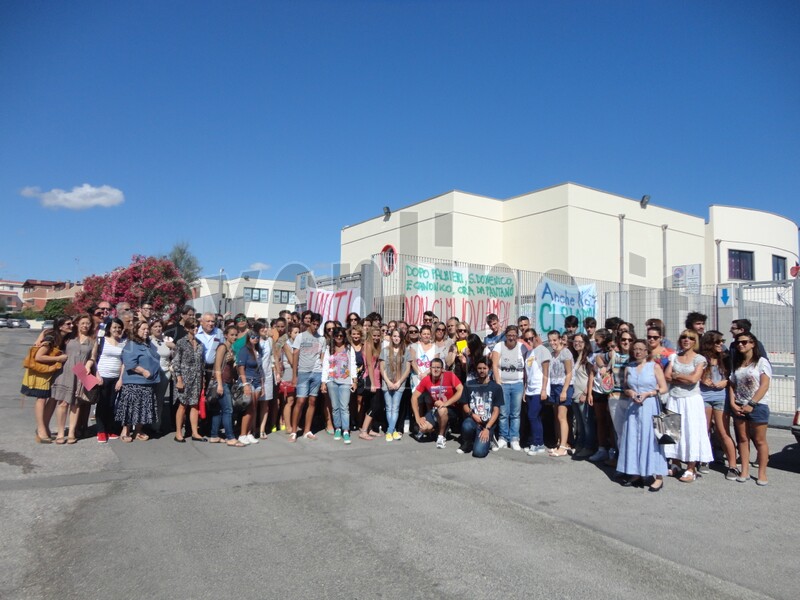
[{"xmin": 415, "ymin": 371, "xmax": 461, "ymax": 404}]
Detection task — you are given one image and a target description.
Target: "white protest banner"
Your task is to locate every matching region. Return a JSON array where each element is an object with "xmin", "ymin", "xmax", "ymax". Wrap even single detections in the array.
[
  {"xmin": 403, "ymin": 261, "xmax": 515, "ymax": 330},
  {"xmin": 535, "ymin": 276, "xmax": 597, "ymax": 333},
  {"xmin": 307, "ymin": 287, "xmax": 362, "ymax": 323}
]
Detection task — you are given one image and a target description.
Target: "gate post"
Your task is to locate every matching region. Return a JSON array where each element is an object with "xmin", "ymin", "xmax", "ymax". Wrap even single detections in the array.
[{"xmin": 793, "ymin": 276, "xmax": 800, "ymax": 413}]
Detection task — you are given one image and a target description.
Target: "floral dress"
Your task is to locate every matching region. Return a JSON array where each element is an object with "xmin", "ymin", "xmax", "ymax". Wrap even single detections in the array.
[{"xmin": 172, "ymin": 337, "xmax": 205, "ymax": 407}]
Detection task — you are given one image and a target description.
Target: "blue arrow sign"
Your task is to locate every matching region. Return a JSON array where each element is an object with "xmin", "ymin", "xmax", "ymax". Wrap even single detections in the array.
[{"xmin": 720, "ymin": 288, "xmax": 730, "ymax": 306}]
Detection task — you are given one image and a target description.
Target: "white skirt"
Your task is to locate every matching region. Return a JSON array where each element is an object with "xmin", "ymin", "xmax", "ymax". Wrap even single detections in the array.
[{"xmin": 663, "ymin": 392, "xmax": 713, "ymax": 463}]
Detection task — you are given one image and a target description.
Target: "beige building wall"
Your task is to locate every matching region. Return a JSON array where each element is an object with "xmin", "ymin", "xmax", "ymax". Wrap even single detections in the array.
[
  {"xmin": 337, "ymin": 182, "xmax": 798, "ymax": 288},
  {"xmin": 707, "ymin": 206, "xmax": 799, "ymax": 283}
]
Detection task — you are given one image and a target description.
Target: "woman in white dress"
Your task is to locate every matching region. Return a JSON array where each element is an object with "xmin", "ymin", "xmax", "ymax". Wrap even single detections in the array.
[{"xmin": 664, "ymin": 329, "xmax": 713, "ymax": 482}]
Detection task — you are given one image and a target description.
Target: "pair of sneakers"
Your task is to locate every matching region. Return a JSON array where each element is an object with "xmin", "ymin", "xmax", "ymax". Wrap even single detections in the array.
[
  {"xmin": 384, "ymin": 431, "xmax": 402, "ymax": 442},
  {"xmin": 238, "ymin": 434, "xmax": 260, "ymax": 445},
  {"xmin": 334, "ymin": 429, "xmax": 352, "ymax": 444},
  {"xmin": 493, "ymin": 438, "xmax": 522, "ymax": 451}
]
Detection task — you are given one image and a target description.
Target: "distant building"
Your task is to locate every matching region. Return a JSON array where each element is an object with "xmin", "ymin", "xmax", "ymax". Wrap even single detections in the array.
[
  {"xmin": 339, "ymin": 182, "xmax": 799, "ymax": 288},
  {"xmin": 191, "ymin": 276, "xmax": 296, "ymax": 320},
  {"xmin": 0, "ymin": 280, "xmax": 24, "ymax": 311},
  {"xmin": 20, "ymin": 279, "xmax": 82, "ymax": 311}
]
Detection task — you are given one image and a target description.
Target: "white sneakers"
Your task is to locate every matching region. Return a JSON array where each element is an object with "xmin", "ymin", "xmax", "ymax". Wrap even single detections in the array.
[
  {"xmin": 525, "ymin": 445, "xmax": 546, "ymax": 455},
  {"xmin": 237, "ymin": 434, "xmax": 260, "ymax": 445},
  {"xmin": 496, "ymin": 438, "xmax": 508, "ymax": 450},
  {"xmin": 436, "ymin": 435, "xmax": 446, "ymax": 449},
  {"xmin": 510, "ymin": 440, "xmax": 522, "ymax": 451}
]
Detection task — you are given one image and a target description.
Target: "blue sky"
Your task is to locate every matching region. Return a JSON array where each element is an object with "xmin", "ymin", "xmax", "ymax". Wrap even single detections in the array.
[{"xmin": 2, "ymin": 0, "xmax": 798, "ymax": 283}]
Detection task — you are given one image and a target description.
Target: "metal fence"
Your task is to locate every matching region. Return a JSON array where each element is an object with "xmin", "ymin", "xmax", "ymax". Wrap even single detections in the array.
[{"xmin": 304, "ymin": 253, "xmax": 798, "ymax": 417}]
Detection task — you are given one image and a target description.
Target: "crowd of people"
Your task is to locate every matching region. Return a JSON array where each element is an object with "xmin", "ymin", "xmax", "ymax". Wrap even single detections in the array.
[{"xmin": 21, "ymin": 302, "xmax": 773, "ymax": 489}]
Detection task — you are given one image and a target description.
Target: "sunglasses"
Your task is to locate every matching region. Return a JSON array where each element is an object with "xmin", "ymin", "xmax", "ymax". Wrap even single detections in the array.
[
  {"xmin": 93, "ymin": 312, "xmax": 104, "ymax": 317},
  {"xmin": 620, "ymin": 338, "xmax": 632, "ymax": 342},
  {"xmin": 436, "ymin": 327, "xmax": 446, "ymax": 331},
  {"xmin": 646, "ymin": 335, "xmax": 660, "ymax": 340},
  {"xmin": 457, "ymin": 328, "xmax": 467, "ymax": 333},
  {"xmin": 334, "ymin": 333, "xmax": 345, "ymax": 338},
  {"xmin": 679, "ymin": 335, "xmax": 695, "ymax": 341},
  {"xmin": 715, "ymin": 339, "xmax": 726, "ymax": 344},
  {"xmin": 735, "ymin": 340, "xmax": 751, "ymax": 346},
  {"xmin": 408, "ymin": 330, "xmax": 419, "ymax": 334}
]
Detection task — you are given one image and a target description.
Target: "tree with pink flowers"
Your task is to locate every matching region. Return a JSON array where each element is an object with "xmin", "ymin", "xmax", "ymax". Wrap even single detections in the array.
[{"xmin": 72, "ymin": 255, "xmax": 189, "ymax": 319}]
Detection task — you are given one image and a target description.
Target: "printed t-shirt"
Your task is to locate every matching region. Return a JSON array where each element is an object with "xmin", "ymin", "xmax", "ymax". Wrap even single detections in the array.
[
  {"xmin": 492, "ymin": 341, "xmax": 525, "ymax": 384},
  {"xmin": 415, "ymin": 371, "xmax": 461, "ymax": 405},
  {"xmin": 291, "ymin": 331, "xmax": 324, "ymax": 373},
  {"xmin": 524, "ymin": 344, "xmax": 551, "ymax": 395},
  {"xmin": 731, "ymin": 357, "xmax": 772, "ymax": 406},
  {"xmin": 461, "ymin": 380, "xmax": 504, "ymax": 423}
]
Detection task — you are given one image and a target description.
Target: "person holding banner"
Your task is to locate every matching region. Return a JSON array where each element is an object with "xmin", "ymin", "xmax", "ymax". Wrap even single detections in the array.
[{"xmin": 491, "ymin": 326, "xmax": 526, "ymax": 451}]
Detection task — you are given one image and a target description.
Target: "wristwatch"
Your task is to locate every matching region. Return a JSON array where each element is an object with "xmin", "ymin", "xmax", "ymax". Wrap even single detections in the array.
[{"xmin": 747, "ymin": 401, "xmax": 759, "ymax": 408}]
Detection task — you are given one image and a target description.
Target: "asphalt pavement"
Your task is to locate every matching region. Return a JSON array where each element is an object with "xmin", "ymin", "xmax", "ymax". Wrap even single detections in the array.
[{"xmin": 1, "ymin": 329, "xmax": 798, "ymax": 600}]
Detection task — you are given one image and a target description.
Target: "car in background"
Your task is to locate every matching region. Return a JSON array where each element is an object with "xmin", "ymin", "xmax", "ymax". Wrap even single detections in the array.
[
  {"xmin": 8, "ymin": 318, "xmax": 31, "ymax": 329},
  {"xmin": 0, "ymin": 317, "xmax": 7, "ymax": 328},
  {"xmin": 42, "ymin": 320, "xmax": 54, "ymax": 331}
]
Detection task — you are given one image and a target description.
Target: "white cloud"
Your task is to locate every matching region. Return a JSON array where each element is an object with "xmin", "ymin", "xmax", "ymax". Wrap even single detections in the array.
[
  {"xmin": 249, "ymin": 262, "xmax": 271, "ymax": 271},
  {"xmin": 21, "ymin": 183, "xmax": 125, "ymax": 210}
]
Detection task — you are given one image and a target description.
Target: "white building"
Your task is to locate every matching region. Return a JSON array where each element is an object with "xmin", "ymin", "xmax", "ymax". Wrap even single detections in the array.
[
  {"xmin": 191, "ymin": 276, "xmax": 296, "ymax": 320},
  {"xmin": 340, "ymin": 182, "xmax": 798, "ymax": 288}
]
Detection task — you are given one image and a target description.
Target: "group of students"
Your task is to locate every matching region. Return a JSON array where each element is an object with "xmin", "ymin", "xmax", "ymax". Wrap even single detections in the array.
[{"xmin": 21, "ymin": 302, "xmax": 772, "ymax": 489}]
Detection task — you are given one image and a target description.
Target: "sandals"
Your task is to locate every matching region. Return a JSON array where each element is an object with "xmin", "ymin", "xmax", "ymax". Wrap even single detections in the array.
[
  {"xmin": 288, "ymin": 433, "xmax": 297, "ymax": 443},
  {"xmin": 135, "ymin": 433, "xmax": 150, "ymax": 442},
  {"xmin": 358, "ymin": 432, "xmax": 372, "ymax": 441},
  {"xmin": 208, "ymin": 437, "xmax": 222, "ymax": 444},
  {"xmin": 679, "ymin": 470, "xmax": 696, "ymax": 483},
  {"xmin": 226, "ymin": 439, "xmax": 245, "ymax": 447},
  {"xmin": 121, "ymin": 435, "xmax": 134, "ymax": 443},
  {"xmin": 548, "ymin": 445, "xmax": 569, "ymax": 457},
  {"xmin": 55, "ymin": 437, "xmax": 66, "ymax": 445},
  {"xmin": 35, "ymin": 432, "xmax": 52, "ymax": 444},
  {"xmin": 66, "ymin": 437, "xmax": 78, "ymax": 445},
  {"xmin": 303, "ymin": 432, "xmax": 317, "ymax": 441},
  {"xmin": 259, "ymin": 432, "xmax": 268, "ymax": 439}
]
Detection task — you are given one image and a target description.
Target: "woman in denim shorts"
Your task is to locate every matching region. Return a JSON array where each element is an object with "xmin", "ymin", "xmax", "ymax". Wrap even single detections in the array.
[
  {"xmin": 699, "ymin": 331, "xmax": 737, "ymax": 480},
  {"xmin": 729, "ymin": 333, "xmax": 771, "ymax": 486}
]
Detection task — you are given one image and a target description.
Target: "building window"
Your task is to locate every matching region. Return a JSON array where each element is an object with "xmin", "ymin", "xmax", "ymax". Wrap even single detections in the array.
[
  {"xmin": 728, "ymin": 250, "xmax": 754, "ymax": 281},
  {"xmin": 244, "ymin": 287, "xmax": 269, "ymax": 302},
  {"xmin": 273, "ymin": 290, "xmax": 291, "ymax": 304},
  {"xmin": 772, "ymin": 255, "xmax": 787, "ymax": 281}
]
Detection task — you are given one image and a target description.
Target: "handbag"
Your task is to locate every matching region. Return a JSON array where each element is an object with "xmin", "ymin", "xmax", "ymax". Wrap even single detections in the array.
[
  {"xmin": 76, "ymin": 382, "xmax": 99, "ymax": 405},
  {"xmin": 23, "ymin": 346, "xmax": 62, "ymax": 375},
  {"xmin": 205, "ymin": 377, "xmax": 221, "ymax": 407},
  {"xmin": 278, "ymin": 380, "xmax": 296, "ymax": 396},
  {"xmin": 231, "ymin": 381, "xmax": 250, "ymax": 411},
  {"xmin": 598, "ymin": 352, "xmax": 615, "ymax": 393},
  {"xmin": 652, "ymin": 394, "xmax": 681, "ymax": 444}
]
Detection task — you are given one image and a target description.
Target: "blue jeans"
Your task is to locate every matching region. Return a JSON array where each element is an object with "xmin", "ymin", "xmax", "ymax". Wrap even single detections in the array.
[
  {"xmin": 526, "ymin": 393, "xmax": 544, "ymax": 446},
  {"xmin": 571, "ymin": 399, "xmax": 596, "ymax": 449},
  {"xmin": 461, "ymin": 418, "xmax": 493, "ymax": 458},
  {"xmin": 327, "ymin": 381, "xmax": 351, "ymax": 431},
  {"xmin": 498, "ymin": 381, "xmax": 523, "ymax": 442},
  {"xmin": 383, "ymin": 389, "xmax": 403, "ymax": 434},
  {"xmin": 210, "ymin": 383, "xmax": 234, "ymax": 440}
]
